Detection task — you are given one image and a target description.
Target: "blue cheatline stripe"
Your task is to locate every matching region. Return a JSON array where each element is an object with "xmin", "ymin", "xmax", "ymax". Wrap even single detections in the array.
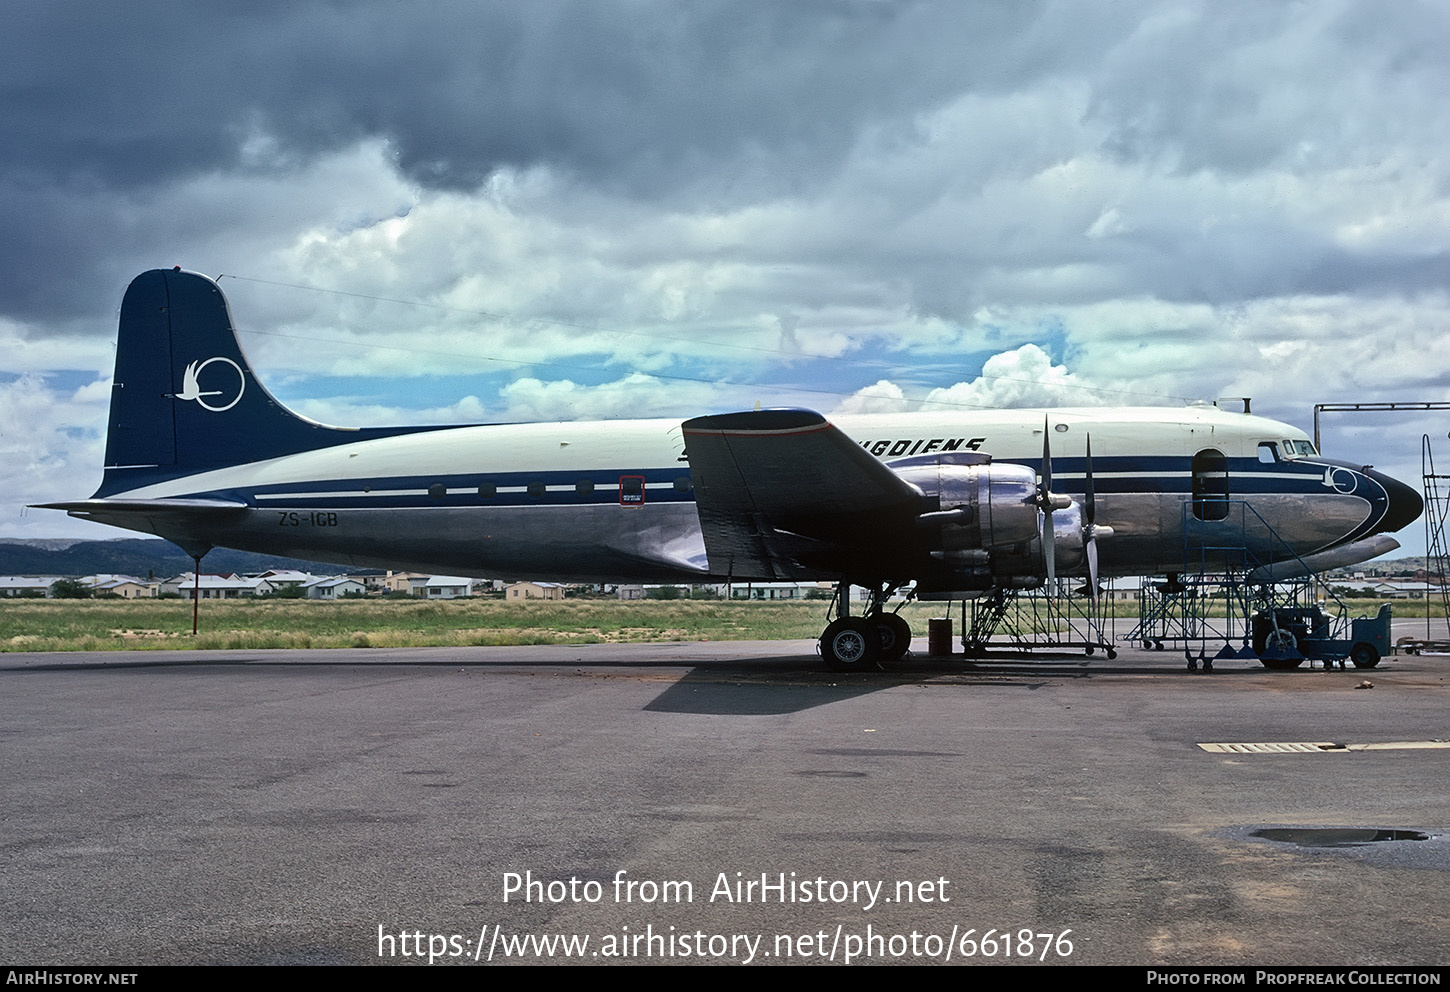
[
  {"xmin": 990, "ymin": 455, "xmax": 1335, "ymax": 497},
  {"xmin": 143, "ymin": 455, "xmax": 1363, "ymax": 508},
  {"xmin": 177, "ymin": 469, "xmax": 700, "ymax": 509}
]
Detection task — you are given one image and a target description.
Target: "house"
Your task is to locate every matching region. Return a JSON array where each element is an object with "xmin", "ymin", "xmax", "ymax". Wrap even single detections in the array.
[
  {"xmin": 347, "ymin": 570, "xmax": 389, "ymax": 593},
  {"xmin": 160, "ymin": 572, "xmax": 267, "ymax": 599},
  {"xmin": 303, "ymin": 576, "xmax": 367, "ymax": 599},
  {"xmin": 423, "ymin": 576, "xmax": 472, "ymax": 599},
  {"xmin": 724, "ymin": 582, "xmax": 820, "ymax": 600},
  {"xmin": 383, "ymin": 572, "xmax": 432, "ymax": 595},
  {"xmin": 252, "ymin": 570, "xmax": 317, "ymax": 594},
  {"xmin": 506, "ymin": 581, "xmax": 566, "ymax": 601},
  {"xmin": 0, "ymin": 576, "xmax": 65, "ymax": 597},
  {"xmin": 88, "ymin": 577, "xmax": 158, "ymax": 599}
]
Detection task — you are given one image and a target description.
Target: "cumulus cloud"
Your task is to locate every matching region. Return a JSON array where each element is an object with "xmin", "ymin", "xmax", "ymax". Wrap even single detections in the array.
[
  {"xmin": 499, "ymin": 373, "xmax": 740, "ymax": 423},
  {"xmin": 833, "ymin": 380, "xmax": 911, "ymax": 416},
  {"xmin": 288, "ymin": 394, "xmax": 493, "ymax": 429},
  {"xmin": 0, "ymin": 375, "xmax": 111, "ymax": 538},
  {"xmin": 920, "ymin": 344, "xmax": 1103, "ymax": 411}
]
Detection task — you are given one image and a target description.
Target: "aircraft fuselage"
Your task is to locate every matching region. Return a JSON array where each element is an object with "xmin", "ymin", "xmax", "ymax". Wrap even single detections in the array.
[{"xmin": 81, "ymin": 405, "xmax": 1408, "ymax": 584}]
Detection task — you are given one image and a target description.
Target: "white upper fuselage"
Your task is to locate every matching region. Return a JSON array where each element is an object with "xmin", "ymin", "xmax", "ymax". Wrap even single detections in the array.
[
  {"xmin": 104, "ymin": 404, "xmax": 1311, "ymax": 502},
  {"xmin": 79, "ymin": 403, "xmax": 1397, "ymax": 584}
]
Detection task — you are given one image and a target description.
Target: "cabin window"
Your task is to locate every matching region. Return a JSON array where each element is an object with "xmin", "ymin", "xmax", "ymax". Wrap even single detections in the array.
[
  {"xmin": 1257, "ymin": 442, "xmax": 1279, "ymax": 464},
  {"xmin": 427, "ymin": 483, "xmax": 446, "ymax": 499},
  {"xmin": 1191, "ymin": 448, "xmax": 1229, "ymax": 521},
  {"xmin": 673, "ymin": 475, "xmax": 692, "ymax": 493},
  {"xmin": 527, "ymin": 481, "xmax": 546, "ymax": 498},
  {"xmin": 576, "ymin": 479, "xmax": 595, "ymax": 495},
  {"xmin": 619, "ymin": 475, "xmax": 645, "ymax": 506},
  {"xmin": 478, "ymin": 482, "xmax": 495, "ymax": 498}
]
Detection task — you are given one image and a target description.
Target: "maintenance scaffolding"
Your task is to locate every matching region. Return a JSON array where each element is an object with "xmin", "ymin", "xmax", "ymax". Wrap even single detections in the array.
[{"xmin": 953, "ymin": 497, "xmax": 1390, "ymax": 671}]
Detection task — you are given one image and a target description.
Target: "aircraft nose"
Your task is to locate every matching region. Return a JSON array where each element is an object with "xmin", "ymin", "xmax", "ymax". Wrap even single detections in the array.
[{"xmin": 1366, "ymin": 468, "xmax": 1423, "ymax": 534}]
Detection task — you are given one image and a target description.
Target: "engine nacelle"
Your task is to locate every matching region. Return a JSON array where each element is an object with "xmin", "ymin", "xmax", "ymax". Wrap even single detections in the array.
[
  {"xmin": 891, "ymin": 454, "xmax": 1041, "ymax": 551},
  {"xmin": 916, "ymin": 503, "xmax": 1090, "ymax": 596},
  {"xmin": 988, "ymin": 502, "xmax": 1087, "ymax": 579}
]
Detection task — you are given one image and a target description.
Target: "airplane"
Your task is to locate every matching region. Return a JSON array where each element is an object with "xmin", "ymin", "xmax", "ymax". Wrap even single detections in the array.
[{"xmin": 40, "ymin": 267, "xmax": 1423, "ymax": 669}]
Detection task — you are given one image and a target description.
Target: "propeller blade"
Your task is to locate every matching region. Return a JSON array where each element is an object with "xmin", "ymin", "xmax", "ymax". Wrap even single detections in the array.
[
  {"xmin": 1042, "ymin": 417, "xmax": 1056, "ymax": 586},
  {"xmin": 1040, "ymin": 415, "xmax": 1053, "ymax": 498},
  {"xmin": 1044, "ymin": 517, "xmax": 1056, "ymax": 586},
  {"xmin": 1084, "ymin": 433, "xmax": 1096, "ymax": 603}
]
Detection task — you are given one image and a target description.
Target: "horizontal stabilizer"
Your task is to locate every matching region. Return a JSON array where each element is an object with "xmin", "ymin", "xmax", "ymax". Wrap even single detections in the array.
[
  {"xmin": 35, "ymin": 498, "xmax": 248, "ymax": 516},
  {"xmin": 31, "ymin": 498, "xmax": 249, "ymax": 560}
]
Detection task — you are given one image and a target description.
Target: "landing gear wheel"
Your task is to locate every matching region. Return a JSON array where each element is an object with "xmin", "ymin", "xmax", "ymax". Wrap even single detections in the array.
[
  {"xmin": 821, "ymin": 617, "xmax": 879, "ymax": 672},
  {"xmin": 1350, "ymin": 643, "xmax": 1381, "ymax": 669},
  {"xmin": 872, "ymin": 613, "xmax": 912, "ymax": 664}
]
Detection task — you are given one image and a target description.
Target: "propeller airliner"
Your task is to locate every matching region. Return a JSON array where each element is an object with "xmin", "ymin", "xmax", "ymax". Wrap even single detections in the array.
[{"xmin": 41, "ymin": 268, "xmax": 1422, "ymax": 669}]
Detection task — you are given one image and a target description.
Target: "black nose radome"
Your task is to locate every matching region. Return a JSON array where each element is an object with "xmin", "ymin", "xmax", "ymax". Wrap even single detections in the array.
[{"xmin": 1367, "ymin": 468, "xmax": 1423, "ymax": 534}]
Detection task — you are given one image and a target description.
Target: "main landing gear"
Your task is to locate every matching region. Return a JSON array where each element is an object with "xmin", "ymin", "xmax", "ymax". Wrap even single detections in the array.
[{"xmin": 820, "ymin": 583, "xmax": 912, "ymax": 672}]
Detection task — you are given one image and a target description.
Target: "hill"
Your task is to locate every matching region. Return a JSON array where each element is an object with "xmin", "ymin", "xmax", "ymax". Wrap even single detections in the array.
[{"xmin": 0, "ymin": 538, "xmax": 370, "ymax": 578}]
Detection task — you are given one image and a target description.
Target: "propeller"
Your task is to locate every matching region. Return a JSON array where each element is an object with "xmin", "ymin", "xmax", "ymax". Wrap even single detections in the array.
[
  {"xmin": 1036, "ymin": 417, "xmax": 1071, "ymax": 586},
  {"xmin": 1079, "ymin": 434, "xmax": 1114, "ymax": 603},
  {"xmin": 1041, "ymin": 419, "xmax": 1054, "ymax": 584},
  {"xmin": 1083, "ymin": 435, "xmax": 1096, "ymax": 598}
]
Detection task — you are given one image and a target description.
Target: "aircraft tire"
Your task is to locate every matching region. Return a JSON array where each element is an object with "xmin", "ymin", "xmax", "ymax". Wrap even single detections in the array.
[
  {"xmin": 1350, "ymin": 643, "xmax": 1381, "ymax": 668},
  {"xmin": 872, "ymin": 613, "xmax": 912, "ymax": 664},
  {"xmin": 822, "ymin": 617, "xmax": 879, "ymax": 672},
  {"xmin": 1258, "ymin": 629, "xmax": 1304, "ymax": 670}
]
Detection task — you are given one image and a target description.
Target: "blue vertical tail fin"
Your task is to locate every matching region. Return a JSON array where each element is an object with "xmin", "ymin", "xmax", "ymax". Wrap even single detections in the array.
[{"xmin": 98, "ymin": 268, "xmax": 367, "ymax": 495}]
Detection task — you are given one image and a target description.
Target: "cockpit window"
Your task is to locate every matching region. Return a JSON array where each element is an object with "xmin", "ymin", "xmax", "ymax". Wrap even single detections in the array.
[
  {"xmin": 1258, "ymin": 442, "xmax": 1279, "ymax": 463},
  {"xmin": 1280, "ymin": 439, "xmax": 1317, "ymax": 459}
]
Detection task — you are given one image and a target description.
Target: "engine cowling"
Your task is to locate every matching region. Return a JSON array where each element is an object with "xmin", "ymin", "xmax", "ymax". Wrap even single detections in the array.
[
  {"xmin": 988, "ymin": 502, "xmax": 1087, "ymax": 578},
  {"xmin": 892, "ymin": 453, "xmax": 1089, "ymax": 593},
  {"xmin": 890, "ymin": 454, "xmax": 1041, "ymax": 551}
]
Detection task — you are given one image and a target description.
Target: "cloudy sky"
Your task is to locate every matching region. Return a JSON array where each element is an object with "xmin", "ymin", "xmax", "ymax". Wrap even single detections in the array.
[{"xmin": 3, "ymin": 0, "xmax": 1448, "ymax": 551}]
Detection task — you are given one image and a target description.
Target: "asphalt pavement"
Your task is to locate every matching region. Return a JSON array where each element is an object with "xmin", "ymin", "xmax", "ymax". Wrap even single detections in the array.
[{"xmin": 2, "ymin": 635, "xmax": 1447, "ymax": 966}]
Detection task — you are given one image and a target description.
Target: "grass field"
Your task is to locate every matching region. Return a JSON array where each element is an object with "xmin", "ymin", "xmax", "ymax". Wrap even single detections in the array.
[
  {"xmin": 0, "ymin": 597, "xmax": 959, "ymax": 652},
  {"xmin": 0, "ymin": 596, "xmax": 1430, "ymax": 653}
]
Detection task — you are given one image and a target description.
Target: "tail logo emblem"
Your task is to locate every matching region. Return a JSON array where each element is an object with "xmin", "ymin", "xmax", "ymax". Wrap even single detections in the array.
[{"xmin": 176, "ymin": 357, "xmax": 245, "ymax": 412}]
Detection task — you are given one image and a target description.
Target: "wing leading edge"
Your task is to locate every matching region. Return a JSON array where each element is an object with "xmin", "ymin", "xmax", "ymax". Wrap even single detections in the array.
[{"xmin": 681, "ymin": 409, "xmax": 925, "ymax": 580}]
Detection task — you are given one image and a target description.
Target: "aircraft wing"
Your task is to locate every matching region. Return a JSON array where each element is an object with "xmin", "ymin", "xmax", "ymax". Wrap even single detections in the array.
[{"xmin": 681, "ymin": 410, "xmax": 924, "ymax": 580}]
